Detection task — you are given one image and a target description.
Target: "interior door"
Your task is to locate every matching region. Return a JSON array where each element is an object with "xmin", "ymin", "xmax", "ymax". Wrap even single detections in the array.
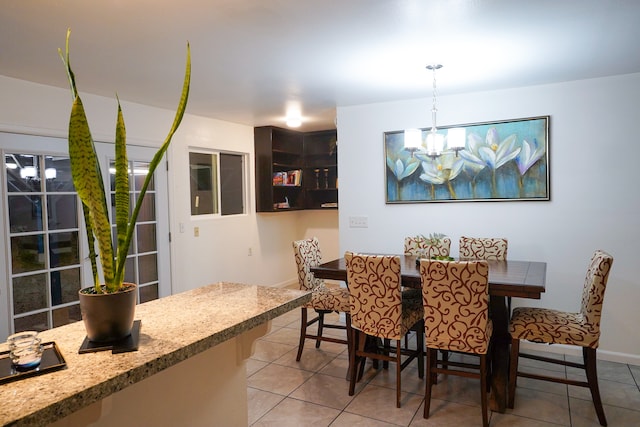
[{"xmin": 0, "ymin": 132, "xmax": 172, "ymax": 339}]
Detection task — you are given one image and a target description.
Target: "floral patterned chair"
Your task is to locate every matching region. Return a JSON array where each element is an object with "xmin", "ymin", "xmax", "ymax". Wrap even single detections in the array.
[
  {"xmin": 292, "ymin": 238, "xmax": 351, "ymax": 362},
  {"xmin": 419, "ymin": 259, "xmax": 492, "ymax": 427},
  {"xmin": 345, "ymin": 252, "xmax": 424, "ymax": 408},
  {"xmin": 459, "ymin": 236, "xmax": 508, "ymax": 261},
  {"xmin": 508, "ymin": 250, "xmax": 613, "ymax": 426},
  {"xmin": 404, "ymin": 236, "xmax": 452, "ymax": 258}
]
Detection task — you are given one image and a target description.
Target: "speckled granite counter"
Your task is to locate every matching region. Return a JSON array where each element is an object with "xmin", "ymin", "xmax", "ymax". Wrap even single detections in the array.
[{"xmin": 0, "ymin": 282, "xmax": 310, "ymax": 426}]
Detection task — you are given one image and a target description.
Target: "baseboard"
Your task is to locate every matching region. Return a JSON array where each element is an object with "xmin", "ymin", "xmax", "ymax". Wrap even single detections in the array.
[{"xmin": 520, "ymin": 341, "xmax": 640, "ymax": 366}]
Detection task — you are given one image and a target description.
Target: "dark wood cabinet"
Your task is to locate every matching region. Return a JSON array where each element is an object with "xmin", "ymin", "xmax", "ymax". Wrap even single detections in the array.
[{"xmin": 254, "ymin": 126, "xmax": 338, "ymax": 212}]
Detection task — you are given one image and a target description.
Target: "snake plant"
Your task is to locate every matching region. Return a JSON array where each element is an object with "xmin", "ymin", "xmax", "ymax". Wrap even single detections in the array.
[{"xmin": 59, "ymin": 29, "xmax": 191, "ymax": 293}]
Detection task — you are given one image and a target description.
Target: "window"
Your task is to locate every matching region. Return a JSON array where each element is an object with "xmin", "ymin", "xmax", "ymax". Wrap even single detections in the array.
[{"xmin": 189, "ymin": 151, "xmax": 247, "ymax": 216}]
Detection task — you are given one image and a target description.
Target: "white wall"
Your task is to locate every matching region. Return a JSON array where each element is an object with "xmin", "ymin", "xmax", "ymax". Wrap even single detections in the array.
[
  {"xmin": 0, "ymin": 75, "xmax": 337, "ymax": 301},
  {"xmin": 336, "ymin": 73, "xmax": 640, "ymax": 363}
]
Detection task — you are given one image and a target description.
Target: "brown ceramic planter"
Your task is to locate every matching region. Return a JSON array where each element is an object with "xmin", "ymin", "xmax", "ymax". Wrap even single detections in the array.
[{"xmin": 78, "ymin": 283, "xmax": 137, "ymax": 343}]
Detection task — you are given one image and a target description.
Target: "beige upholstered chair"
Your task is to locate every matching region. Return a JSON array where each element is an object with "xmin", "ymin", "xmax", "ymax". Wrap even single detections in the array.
[
  {"xmin": 404, "ymin": 236, "xmax": 452, "ymax": 258},
  {"xmin": 419, "ymin": 259, "xmax": 492, "ymax": 427},
  {"xmin": 292, "ymin": 238, "xmax": 351, "ymax": 361},
  {"xmin": 345, "ymin": 252, "xmax": 424, "ymax": 408},
  {"xmin": 508, "ymin": 250, "xmax": 613, "ymax": 426},
  {"xmin": 459, "ymin": 236, "xmax": 508, "ymax": 261}
]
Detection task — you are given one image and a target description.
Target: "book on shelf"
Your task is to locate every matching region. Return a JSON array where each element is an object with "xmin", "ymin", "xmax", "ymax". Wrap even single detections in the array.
[
  {"xmin": 273, "ymin": 169, "xmax": 302, "ymax": 186},
  {"xmin": 320, "ymin": 202, "xmax": 338, "ymax": 208}
]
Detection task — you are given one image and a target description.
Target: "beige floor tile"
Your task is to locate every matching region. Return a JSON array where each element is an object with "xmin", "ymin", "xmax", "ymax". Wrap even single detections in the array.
[
  {"xmin": 345, "ymin": 383, "xmax": 423, "ymax": 425},
  {"xmin": 565, "ymin": 356, "xmax": 637, "ymax": 385},
  {"xmin": 247, "ymin": 363, "xmax": 315, "ymax": 396},
  {"xmin": 318, "ymin": 353, "xmax": 352, "ymax": 379},
  {"xmin": 410, "ymin": 399, "xmax": 492, "ymax": 426},
  {"xmin": 568, "ymin": 377, "xmax": 640, "ymax": 411},
  {"xmin": 251, "ymin": 397, "xmax": 340, "ymax": 427},
  {"xmin": 246, "ymin": 358, "xmax": 269, "ymax": 376},
  {"xmin": 274, "ymin": 346, "xmax": 339, "ymax": 372},
  {"xmin": 270, "ymin": 309, "xmax": 301, "ymax": 328},
  {"xmin": 247, "ymin": 387, "xmax": 285, "ymax": 425},
  {"xmin": 289, "ymin": 372, "xmax": 355, "ymax": 410},
  {"xmin": 629, "ymin": 364, "xmax": 640, "ymax": 383},
  {"xmin": 367, "ymin": 364, "xmax": 426, "ymax": 395},
  {"xmin": 331, "ymin": 411, "xmax": 399, "ymax": 426},
  {"xmin": 428, "ymin": 374, "xmax": 485, "ymax": 408},
  {"xmin": 489, "ymin": 411, "xmax": 567, "ymax": 426},
  {"xmin": 508, "ymin": 386, "xmax": 571, "ymax": 425},
  {"xmin": 260, "ymin": 326, "xmax": 301, "ymax": 346},
  {"xmin": 298, "ymin": 337, "xmax": 348, "ymax": 355},
  {"xmin": 570, "ymin": 396, "xmax": 640, "ymax": 427},
  {"xmin": 251, "ymin": 339, "xmax": 296, "ymax": 363}
]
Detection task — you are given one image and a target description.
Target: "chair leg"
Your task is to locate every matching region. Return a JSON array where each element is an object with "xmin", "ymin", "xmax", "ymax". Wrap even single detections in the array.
[
  {"xmin": 296, "ymin": 308, "xmax": 308, "ymax": 361},
  {"xmin": 316, "ymin": 311, "xmax": 325, "ymax": 348},
  {"xmin": 584, "ymin": 347, "xmax": 608, "ymax": 426},
  {"xmin": 417, "ymin": 324, "xmax": 424, "ymax": 379},
  {"xmin": 349, "ymin": 329, "xmax": 365, "ymax": 396},
  {"xmin": 424, "ymin": 347, "xmax": 436, "ymax": 419},
  {"xmin": 383, "ymin": 338, "xmax": 390, "ymax": 369},
  {"xmin": 480, "ymin": 354, "xmax": 489, "ymax": 427},
  {"xmin": 507, "ymin": 337, "xmax": 519, "ymax": 408},
  {"xmin": 345, "ymin": 313, "xmax": 353, "ymax": 368},
  {"xmin": 396, "ymin": 339, "xmax": 402, "ymax": 408}
]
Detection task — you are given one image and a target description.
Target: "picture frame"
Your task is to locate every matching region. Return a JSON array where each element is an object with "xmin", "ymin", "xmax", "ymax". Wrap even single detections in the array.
[{"xmin": 385, "ymin": 116, "xmax": 549, "ymax": 203}]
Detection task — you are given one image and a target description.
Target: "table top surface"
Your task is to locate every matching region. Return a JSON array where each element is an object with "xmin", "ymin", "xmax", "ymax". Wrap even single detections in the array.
[{"xmin": 311, "ymin": 255, "xmax": 546, "ymax": 299}]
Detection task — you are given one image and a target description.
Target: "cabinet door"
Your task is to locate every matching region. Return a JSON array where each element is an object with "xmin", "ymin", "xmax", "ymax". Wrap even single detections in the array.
[{"xmin": 303, "ymin": 130, "xmax": 338, "ymax": 209}]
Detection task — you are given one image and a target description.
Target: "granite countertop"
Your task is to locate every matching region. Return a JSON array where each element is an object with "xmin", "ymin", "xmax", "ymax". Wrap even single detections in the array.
[{"xmin": 0, "ymin": 282, "xmax": 310, "ymax": 426}]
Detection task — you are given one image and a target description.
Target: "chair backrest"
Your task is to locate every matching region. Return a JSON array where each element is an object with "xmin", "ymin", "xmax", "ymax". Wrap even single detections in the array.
[
  {"xmin": 404, "ymin": 236, "xmax": 452, "ymax": 258},
  {"xmin": 419, "ymin": 259, "xmax": 491, "ymax": 354},
  {"xmin": 579, "ymin": 250, "xmax": 614, "ymax": 335},
  {"xmin": 345, "ymin": 252, "xmax": 403, "ymax": 340},
  {"xmin": 292, "ymin": 237, "xmax": 325, "ymax": 292},
  {"xmin": 459, "ymin": 236, "xmax": 508, "ymax": 260}
]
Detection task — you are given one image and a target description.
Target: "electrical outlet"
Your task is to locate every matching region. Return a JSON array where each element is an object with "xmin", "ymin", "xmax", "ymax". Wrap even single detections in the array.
[
  {"xmin": 349, "ymin": 216, "xmax": 368, "ymax": 228},
  {"xmin": 248, "ymin": 247, "xmax": 253, "ymax": 256}
]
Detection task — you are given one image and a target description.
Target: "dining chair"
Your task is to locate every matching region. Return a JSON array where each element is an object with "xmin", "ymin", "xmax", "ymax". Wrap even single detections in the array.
[
  {"xmin": 508, "ymin": 250, "xmax": 613, "ymax": 426},
  {"xmin": 292, "ymin": 237, "xmax": 351, "ymax": 361},
  {"xmin": 419, "ymin": 259, "xmax": 492, "ymax": 427},
  {"xmin": 459, "ymin": 236, "xmax": 508, "ymax": 261},
  {"xmin": 459, "ymin": 235, "xmax": 510, "ymax": 312},
  {"xmin": 404, "ymin": 235, "xmax": 452, "ymax": 258},
  {"xmin": 402, "ymin": 234, "xmax": 452, "ymax": 348},
  {"xmin": 345, "ymin": 252, "xmax": 424, "ymax": 408}
]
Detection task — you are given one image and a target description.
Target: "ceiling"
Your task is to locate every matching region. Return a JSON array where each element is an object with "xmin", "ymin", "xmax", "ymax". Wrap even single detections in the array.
[{"xmin": 2, "ymin": 1, "xmax": 640, "ymax": 132}]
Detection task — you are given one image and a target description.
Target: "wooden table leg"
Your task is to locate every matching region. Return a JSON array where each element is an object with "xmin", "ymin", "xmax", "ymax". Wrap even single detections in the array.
[{"xmin": 489, "ymin": 295, "xmax": 509, "ymax": 413}]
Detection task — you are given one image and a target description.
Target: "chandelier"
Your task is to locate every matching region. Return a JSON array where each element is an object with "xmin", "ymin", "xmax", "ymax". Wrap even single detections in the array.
[{"xmin": 404, "ymin": 64, "xmax": 465, "ymax": 158}]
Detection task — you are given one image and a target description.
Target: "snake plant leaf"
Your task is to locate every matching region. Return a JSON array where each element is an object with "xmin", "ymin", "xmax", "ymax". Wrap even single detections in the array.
[
  {"xmin": 114, "ymin": 100, "xmax": 129, "ymax": 273},
  {"xmin": 68, "ymin": 95, "xmax": 115, "ymax": 288}
]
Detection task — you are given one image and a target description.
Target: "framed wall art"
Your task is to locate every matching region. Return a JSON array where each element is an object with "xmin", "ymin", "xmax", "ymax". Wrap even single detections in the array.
[{"xmin": 385, "ymin": 116, "xmax": 549, "ymax": 203}]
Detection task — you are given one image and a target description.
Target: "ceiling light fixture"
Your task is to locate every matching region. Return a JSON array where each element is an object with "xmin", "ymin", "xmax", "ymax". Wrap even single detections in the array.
[
  {"xmin": 286, "ymin": 116, "xmax": 301, "ymax": 128},
  {"xmin": 404, "ymin": 64, "xmax": 466, "ymax": 158}
]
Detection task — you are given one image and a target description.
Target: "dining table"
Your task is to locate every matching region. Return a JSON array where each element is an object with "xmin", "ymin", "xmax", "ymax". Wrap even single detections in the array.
[{"xmin": 310, "ymin": 255, "xmax": 546, "ymax": 413}]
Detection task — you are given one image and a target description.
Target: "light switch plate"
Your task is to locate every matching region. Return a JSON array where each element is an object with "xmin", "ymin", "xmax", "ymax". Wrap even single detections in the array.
[{"xmin": 349, "ymin": 216, "xmax": 368, "ymax": 228}]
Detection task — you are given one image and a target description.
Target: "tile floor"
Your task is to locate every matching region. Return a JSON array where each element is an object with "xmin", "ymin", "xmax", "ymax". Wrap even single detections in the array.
[{"xmin": 247, "ymin": 309, "xmax": 640, "ymax": 426}]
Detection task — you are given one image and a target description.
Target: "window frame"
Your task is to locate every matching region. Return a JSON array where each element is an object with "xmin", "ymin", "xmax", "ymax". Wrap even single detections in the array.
[{"xmin": 188, "ymin": 148, "xmax": 248, "ymax": 218}]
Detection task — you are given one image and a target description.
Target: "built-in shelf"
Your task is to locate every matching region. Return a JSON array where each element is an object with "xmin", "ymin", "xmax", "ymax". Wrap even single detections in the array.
[{"xmin": 255, "ymin": 126, "xmax": 338, "ymax": 212}]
